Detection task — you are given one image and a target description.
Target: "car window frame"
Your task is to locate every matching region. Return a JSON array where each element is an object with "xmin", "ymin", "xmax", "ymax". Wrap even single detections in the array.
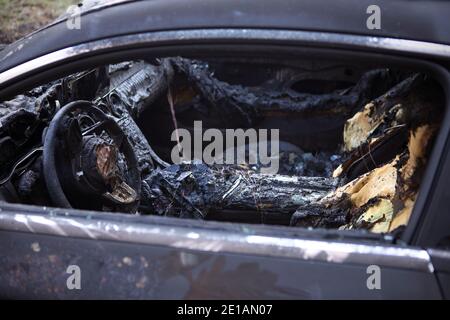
[{"xmin": 0, "ymin": 29, "xmax": 449, "ymax": 254}]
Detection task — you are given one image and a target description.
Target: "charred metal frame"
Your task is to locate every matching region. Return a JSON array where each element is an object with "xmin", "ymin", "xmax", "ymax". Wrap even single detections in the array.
[{"xmin": 1, "ymin": 29, "xmax": 450, "ymax": 269}]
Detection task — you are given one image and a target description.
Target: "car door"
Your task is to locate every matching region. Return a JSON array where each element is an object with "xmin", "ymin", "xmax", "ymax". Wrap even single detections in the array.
[{"xmin": 0, "ymin": 204, "xmax": 442, "ymax": 299}]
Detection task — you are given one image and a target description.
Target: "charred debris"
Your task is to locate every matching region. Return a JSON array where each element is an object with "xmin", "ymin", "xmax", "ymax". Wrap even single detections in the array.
[{"xmin": 0, "ymin": 57, "xmax": 444, "ymax": 234}]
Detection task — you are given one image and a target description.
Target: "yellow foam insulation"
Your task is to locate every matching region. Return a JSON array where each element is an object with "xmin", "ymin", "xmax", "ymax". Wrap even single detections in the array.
[
  {"xmin": 340, "ymin": 199, "xmax": 393, "ymax": 233},
  {"xmin": 332, "ymin": 164, "xmax": 343, "ymax": 178},
  {"xmin": 389, "ymin": 197, "xmax": 416, "ymax": 232},
  {"xmin": 366, "ymin": 199, "xmax": 394, "ymax": 233},
  {"xmin": 326, "ymin": 158, "xmax": 398, "ymax": 208},
  {"xmin": 400, "ymin": 125, "xmax": 435, "ymax": 181},
  {"xmin": 343, "ymin": 102, "xmax": 384, "ymax": 152}
]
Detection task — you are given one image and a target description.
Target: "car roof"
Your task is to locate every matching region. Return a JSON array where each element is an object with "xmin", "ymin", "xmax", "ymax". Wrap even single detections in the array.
[{"xmin": 1, "ymin": 0, "xmax": 450, "ymax": 74}]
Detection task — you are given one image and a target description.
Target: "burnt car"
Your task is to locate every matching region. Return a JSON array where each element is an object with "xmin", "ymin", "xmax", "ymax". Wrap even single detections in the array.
[{"xmin": 0, "ymin": 0, "xmax": 450, "ymax": 299}]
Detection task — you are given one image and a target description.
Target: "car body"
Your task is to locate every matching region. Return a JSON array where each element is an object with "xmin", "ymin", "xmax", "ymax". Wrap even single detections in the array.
[{"xmin": 0, "ymin": 0, "xmax": 450, "ymax": 299}]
